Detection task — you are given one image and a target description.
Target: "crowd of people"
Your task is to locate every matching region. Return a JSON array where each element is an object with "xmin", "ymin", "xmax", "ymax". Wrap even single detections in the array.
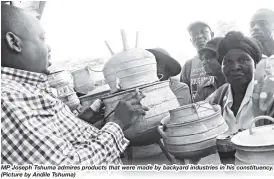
[{"xmin": 1, "ymin": 3, "xmax": 274, "ymax": 165}]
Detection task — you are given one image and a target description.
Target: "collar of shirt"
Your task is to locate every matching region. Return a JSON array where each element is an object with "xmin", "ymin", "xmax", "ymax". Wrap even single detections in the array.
[
  {"xmin": 262, "ymin": 54, "xmax": 268, "ymax": 58},
  {"xmin": 222, "ymin": 77, "xmax": 255, "ymax": 134},
  {"xmin": 1, "ymin": 66, "xmax": 50, "ymax": 91},
  {"xmin": 223, "ymin": 76, "xmax": 255, "ymax": 115},
  {"xmin": 269, "ymin": 54, "xmax": 274, "ymax": 60},
  {"xmin": 263, "ymin": 54, "xmax": 274, "ymax": 61}
]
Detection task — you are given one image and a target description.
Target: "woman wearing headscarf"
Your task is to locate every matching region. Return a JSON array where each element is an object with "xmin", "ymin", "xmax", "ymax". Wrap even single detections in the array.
[{"xmin": 206, "ymin": 31, "xmax": 274, "ymax": 163}]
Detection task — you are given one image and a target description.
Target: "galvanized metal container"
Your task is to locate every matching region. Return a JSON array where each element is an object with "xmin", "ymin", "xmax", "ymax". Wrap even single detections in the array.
[
  {"xmin": 232, "ymin": 116, "xmax": 274, "ymax": 165},
  {"xmin": 103, "ymin": 49, "xmax": 159, "ymax": 93},
  {"xmin": 158, "ymin": 102, "xmax": 228, "ymax": 160},
  {"xmin": 103, "ymin": 80, "xmax": 180, "ymax": 146},
  {"xmin": 71, "ymin": 66, "xmax": 95, "ymax": 95},
  {"xmin": 48, "ymin": 70, "xmax": 74, "ymax": 88}
]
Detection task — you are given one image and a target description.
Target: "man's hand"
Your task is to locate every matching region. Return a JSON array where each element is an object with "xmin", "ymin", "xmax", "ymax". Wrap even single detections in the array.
[
  {"xmin": 78, "ymin": 100, "xmax": 105, "ymax": 125},
  {"xmin": 110, "ymin": 88, "xmax": 149, "ymax": 131}
]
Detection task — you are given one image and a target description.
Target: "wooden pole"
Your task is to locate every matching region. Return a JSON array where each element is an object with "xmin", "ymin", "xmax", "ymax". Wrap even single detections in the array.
[
  {"xmin": 121, "ymin": 29, "xmax": 129, "ymax": 51},
  {"xmin": 135, "ymin": 31, "xmax": 139, "ymax": 48},
  {"xmin": 104, "ymin": 41, "xmax": 114, "ymax": 56},
  {"xmin": 37, "ymin": 1, "xmax": 46, "ymax": 20}
]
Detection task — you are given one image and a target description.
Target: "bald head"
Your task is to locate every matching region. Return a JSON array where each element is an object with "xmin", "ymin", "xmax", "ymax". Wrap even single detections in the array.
[
  {"xmin": 2, "ymin": 4, "xmax": 37, "ymax": 41},
  {"xmin": 1, "ymin": 4, "xmax": 51, "ymax": 74}
]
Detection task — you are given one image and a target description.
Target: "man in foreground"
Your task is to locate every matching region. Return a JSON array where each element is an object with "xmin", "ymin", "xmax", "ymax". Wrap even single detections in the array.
[{"xmin": 1, "ymin": 4, "xmax": 148, "ymax": 165}]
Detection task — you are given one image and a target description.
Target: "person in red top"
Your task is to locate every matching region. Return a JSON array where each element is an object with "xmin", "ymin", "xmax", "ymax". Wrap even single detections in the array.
[{"xmin": 1, "ymin": 4, "xmax": 148, "ymax": 165}]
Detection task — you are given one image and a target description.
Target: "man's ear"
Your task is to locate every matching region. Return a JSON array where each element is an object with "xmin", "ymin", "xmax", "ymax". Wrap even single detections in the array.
[
  {"xmin": 211, "ymin": 32, "xmax": 215, "ymax": 38},
  {"xmin": 5, "ymin": 32, "xmax": 22, "ymax": 53}
]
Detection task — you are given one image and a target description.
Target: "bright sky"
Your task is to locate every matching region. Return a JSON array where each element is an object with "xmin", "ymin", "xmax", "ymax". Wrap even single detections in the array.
[{"xmin": 40, "ymin": 0, "xmax": 274, "ymax": 66}]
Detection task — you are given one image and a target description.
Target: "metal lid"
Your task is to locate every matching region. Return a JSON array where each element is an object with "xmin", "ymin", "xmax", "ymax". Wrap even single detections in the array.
[{"xmin": 231, "ymin": 116, "xmax": 274, "ymax": 147}]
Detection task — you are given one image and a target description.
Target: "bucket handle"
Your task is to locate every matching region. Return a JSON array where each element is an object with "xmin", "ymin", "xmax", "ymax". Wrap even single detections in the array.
[
  {"xmin": 192, "ymin": 102, "xmax": 216, "ymax": 111},
  {"xmin": 115, "ymin": 76, "xmax": 122, "ymax": 91},
  {"xmin": 176, "ymin": 96, "xmax": 188, "ymax": 99},
  {"xmin": 157, "ymin": 125, "xmax": 167, "ymax": 138},
  {"xmin": 157, "ymin": 74, "xmax": 164, "ymax": 81},
  {"xmin": 249, "ymin": 115, "xmax": 274, "ymax": 135},
  {"xmin": 85, "ymin": 66, "xmax": 103, "ymax": 73}
]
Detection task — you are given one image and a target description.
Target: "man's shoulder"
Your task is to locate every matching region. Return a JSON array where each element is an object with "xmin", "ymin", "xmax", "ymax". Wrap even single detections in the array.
[
  {"xmin": 185, "ymin": 55, "xmax": 199, "ymax": 63},
  {"xmin": 1, "ymin": 79, "xmax": 42, "ymax": 105},
  {"xmin": 182, "ymin": 56, "xmax": 199, "ymax": 70},
  {"xmin": 2, "ymin": 79, "xmax": 22, "ymax": 94},
  {"xmin": 1, "ymin": 78, "xmax": 30, "ymax": 95}
]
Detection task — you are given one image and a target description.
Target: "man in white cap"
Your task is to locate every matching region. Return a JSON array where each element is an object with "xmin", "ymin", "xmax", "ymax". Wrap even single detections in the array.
[{"xmin": 180, "ymin": 21, "xmax": 215, "ymax": 102}]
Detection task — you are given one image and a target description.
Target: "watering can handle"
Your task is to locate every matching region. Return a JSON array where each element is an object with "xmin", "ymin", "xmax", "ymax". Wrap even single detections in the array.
[
  {"xmin": 157, "ymin": 125, "xmax": 167, "ymax": 138},
  {"xmin": 157, "ymin": 74, "xmax": 164, "ymax": 81},
  {"xmin": 249, "ymin": 115, "xmax": 274, "ymax": 135}
]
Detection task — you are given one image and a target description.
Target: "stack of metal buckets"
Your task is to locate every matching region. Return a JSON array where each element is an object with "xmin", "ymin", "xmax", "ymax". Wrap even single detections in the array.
[
  {"xmin": 102, "ymin": 30, "xmax": 180, "ymax": 163},
  {"xmin": 48, "ymin": 70, "xmax": 80, "ymax": 112}
]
